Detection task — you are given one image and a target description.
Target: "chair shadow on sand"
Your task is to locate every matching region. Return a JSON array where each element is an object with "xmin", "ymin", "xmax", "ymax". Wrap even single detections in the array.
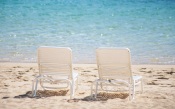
[
  {"xmin": 14, "ymin": 90, "xmax": 69, "ymax": 99},
  {"xmin": 13, "ymin": 90, "xmax": 129, "ymax": 102}
]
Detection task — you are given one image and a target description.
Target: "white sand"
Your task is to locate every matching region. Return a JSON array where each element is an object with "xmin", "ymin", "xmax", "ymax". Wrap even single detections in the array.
[{"xmin": 0, "ymin": 63, "xmax": 175, "ymax": 109}]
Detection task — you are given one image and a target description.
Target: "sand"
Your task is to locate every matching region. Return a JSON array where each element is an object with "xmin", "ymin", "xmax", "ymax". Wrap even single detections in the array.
[{"xmin": 0, "ymin": 63, "xmax": 175, "ymax": 109}]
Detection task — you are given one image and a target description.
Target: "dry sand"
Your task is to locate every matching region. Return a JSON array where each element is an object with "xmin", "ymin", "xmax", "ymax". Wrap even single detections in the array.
[{"xmin": 0, "ymin": 63, "xmax": 175, "ymax": 109}]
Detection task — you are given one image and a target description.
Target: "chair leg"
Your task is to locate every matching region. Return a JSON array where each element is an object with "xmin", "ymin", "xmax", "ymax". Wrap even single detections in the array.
[
  {"xmin": 76, "ymin": 77, "xmax": 78, "ymax": 90},
  {"xmin": 72, "ymin": 80, "xmax": 75, "ymax": 96},
  {"xmin": 91, "ymin": 82, "xmax": 94, "ymax": 97},
  {"xmin": 129, "ymin": 85, "xmax": 132, "ymax": 100},
  {"xmin": 33, "ymin": 79, "xmax": 39, "ymax": 97},
  {"xmin": 40, "ymin": 79, "xmax": 45, "ymax": 90},
  {"xmin": 70, "ymin": 81, "xmax": 73, "ymax": 99},
  {"xmin": 32, "ymin": 80, "xmax": 35, "ymax": 96},
  {"xmin": 100, "ymin": 83, "xmax": 103, "ymax": 90},
  {"xmin": 95, "ymin": 81, "xmax": 98, "ymax": 98},
  {"xmin": 141, "ymin": 79, "xmax": 143, "ymax": 93},
  {"xmin": 132, "ymin": 80, "xmax": 135, "ymax": 100}
]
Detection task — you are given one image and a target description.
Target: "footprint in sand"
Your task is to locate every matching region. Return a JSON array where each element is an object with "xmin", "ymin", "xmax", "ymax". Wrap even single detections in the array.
[
  {"xmin": 32, "ymin": 74, "xmax": 37, "ymax": 76},
  {"xmin": 6, "ymin": 70, "xmax": 12, "ymax": 72},
  {"xmin": 87, "ymin": 81, "xmax": 93, "ymax": 83},
  {"xmin": 152, "ymin": 80, "xmax": 158, "ymax": 81},
  {"xmin": 166, "ymin": 71, "xmax": 174, "ymax": 75},
  {"xmin": 79, "ymin": 92, "xmax": 85, "ymax": 95},
  {"xmin": 171, "ymin": 85, "xmax": 175, "ymax": 87},
  {"xmin": 22, "ymin": 77, "xmax": 29, "ymax": 81},
  {"xmin": 141, "ymin": 68, "xmax": 146, "ymax": 70},
  {"xmin": 83, "ymin": 70, "xmax": 91, "ymax": 72},
  {"xmin": 147, "ymin": 81, "xmax": 159, "ymax": 85},
  {"xmin": 17, "ymin": 76, "xmax": 22, "ymax": 79},
  {"xmin": 25, "ymin": 70, "xmax": 30, "ymax": 72},
  {"xmin": 18, "ymin": 72, "xmax": 25, "ymax": 75},
  {"xmin": 92, "ymin": 75, "xmax": 97, "ymax": 77},
  {"xmin": 153, "ymin": 75, "xmax": 163, "ymax": 76},
  {"xmin": 157, "ymin": 77, "xmax": 169, "ymax": 80},
  {"xmin": 4, "ymin": 84, "xmax": 9, "ymax": 87},
  {"xmin": 13, "ymin": 66, "xmax": 22, "ymax": 68},
  {"xmin": 2, "ymin": 96, "xmax": 10, "ymax": 99},
  {"xmin": 147, "ymin": 71, "xmax": 152, "ymax": 73},
  {"xmin": 156, "ymin": 72, "xmax": 163, "ymax": 74},
  {"xmin": 154, "ymin": 96, "xmax": 166, "ymax": 99}
]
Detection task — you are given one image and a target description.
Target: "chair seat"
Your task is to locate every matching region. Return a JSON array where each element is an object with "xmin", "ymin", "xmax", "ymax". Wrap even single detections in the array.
[{"xmin": 42, "ymin": 72, "xmax": 78, "ymax": 80}]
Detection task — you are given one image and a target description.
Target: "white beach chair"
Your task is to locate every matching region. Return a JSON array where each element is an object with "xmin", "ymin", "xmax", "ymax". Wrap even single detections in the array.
[
  {"xmin": 91, "ymin": 48, "xmax": 143, "ymax": 100},
  {"xmin": 32, "ymin": 46, "xmax": 78, "ymax": 99}
]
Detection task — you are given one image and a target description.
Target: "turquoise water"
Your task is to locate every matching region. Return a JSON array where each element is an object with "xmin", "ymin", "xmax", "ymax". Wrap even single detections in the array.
[{"xmin": 0, "ymin": 0, "xmax": 175, "ymax": 64}]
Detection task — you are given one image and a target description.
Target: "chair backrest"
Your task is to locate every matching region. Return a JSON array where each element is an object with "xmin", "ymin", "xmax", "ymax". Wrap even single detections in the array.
[
  {"xmin": 37, "ymin": 46, "xmax": 72, "ymax": 78},
  {"xmin": 96, "ymin": 48, "xmax": 133, "ymax": 80}
]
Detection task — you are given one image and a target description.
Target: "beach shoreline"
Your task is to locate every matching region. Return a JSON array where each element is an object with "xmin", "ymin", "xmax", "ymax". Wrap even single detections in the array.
[{"xmin": 0, "ymin": 63, "xmax": 175, "ymax": 109}]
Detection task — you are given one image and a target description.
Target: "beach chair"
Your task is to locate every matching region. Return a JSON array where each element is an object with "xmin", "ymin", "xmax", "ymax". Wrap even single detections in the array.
[
  {"xmin": 32, "ymin": 46, "xmax": 78, "ymax": 99},
  {"xmin": 91, "ymin": 48, "xmax": 143, "ymax": 100}
]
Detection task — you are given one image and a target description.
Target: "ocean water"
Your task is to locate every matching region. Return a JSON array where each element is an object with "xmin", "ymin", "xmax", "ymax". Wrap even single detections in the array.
[{"xmin": 0, "ymin": 0, "xmax": 175, "ymax": 64}]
